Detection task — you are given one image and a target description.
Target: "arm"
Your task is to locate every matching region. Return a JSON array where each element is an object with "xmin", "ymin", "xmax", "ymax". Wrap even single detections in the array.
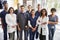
[
  {"xmin": 48, "ymin": 16, "xmax": 58, "ymax": 24},
  {"xmin": 36, "ymin": 17, "xmax": 41, "ymax": 25},
  {"xmin": 28, "ymin": 20, "xmax": 33, "ymax": 29}
]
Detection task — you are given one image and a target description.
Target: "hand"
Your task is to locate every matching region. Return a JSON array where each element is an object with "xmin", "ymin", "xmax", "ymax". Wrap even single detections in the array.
[
  {"xmin": 38, "ymin": 20, "xmax": 40, "ymax": 22},
  {"xmin": 25, "ymin": 26, "xmax": 27, "ymax": 28},
  {"xmin": 12, "ymin": 26, "xmax": 15, "ymax": 28},
  {"xmin": 32, "ymin": 27, "xmax": 36, "ymax": 32},
  {"xmin": 18, "ymin": 28, "xmax": 21, "ymax": 31}
]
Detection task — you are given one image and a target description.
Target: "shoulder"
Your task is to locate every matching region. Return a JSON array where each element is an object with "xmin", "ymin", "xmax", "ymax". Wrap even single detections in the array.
[
  {"xmin": 37, "ymin": 16, "xmax": 41, "ymax": 19},
  {"xmin": 5, "ymin": 14, "xmax": 10, "ymax": 17}
]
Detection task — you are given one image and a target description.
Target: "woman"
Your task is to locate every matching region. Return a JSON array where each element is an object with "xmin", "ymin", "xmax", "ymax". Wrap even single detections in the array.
[
  {"xmin": 28, "ymin": 9, "xmax": 37, "ymax": 40},
  {"xmin": 37, "ymin": 9, "xmax": 49, "ymax": 40},
  {"xmin": 48, "ymin": 8, "xmax": 58, "ymax": 40},
  {"xmin": 5, "ymin": 7, "xmax": 17, "ymax": 40}
]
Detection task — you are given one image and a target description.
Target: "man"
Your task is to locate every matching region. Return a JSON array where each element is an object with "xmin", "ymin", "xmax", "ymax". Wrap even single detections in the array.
[
  {"xmin": 35, "ymin": 4, "xmax": 41, "ymax": 39},
  {"xmin": 17, "ymin": 5, "xmax": 28, "ymax": 40},
  {"xmin": 35, "ymin": 4, "xmax": 41, "ymax": 19},
  {"xmin": 26, "ymin": 5, "xmax": 32, "ymax": 17},
  {"xmin": 0, "ymin": 1, "xmax": 8, "ymax": 40},
  {"xmin": 14, "ymin": 3, "xmax": 20, "ymax": 40},
  {"xmin": 14, "ymin": 3, "xmax": 20, "ymax": 14}
]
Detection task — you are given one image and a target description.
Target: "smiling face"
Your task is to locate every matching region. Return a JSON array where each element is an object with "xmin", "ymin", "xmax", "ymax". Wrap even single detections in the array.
[
  {"xmin": 20, "ymin": 6, "xmax": 24, "ymax": 13},
  {"xmin": 4, "ymin": 3, "xmax": 8, "ymax": 10},
  {"xmin": 31, "ymin": 10, "xmax": 35, "ymax": 15},
  {"xmin": 28, "ymin": 5, "xmax": 31, "ymax": 10},
  {"xmin": 10, "ymin": 8, "xmax": 14, "ymax": 14},
  {"xmin": 42, "ymin": 10, "xmax": 46, "ymax": 16}
]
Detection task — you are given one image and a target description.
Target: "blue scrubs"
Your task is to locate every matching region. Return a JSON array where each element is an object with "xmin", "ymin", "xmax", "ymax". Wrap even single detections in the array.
[
  {"xmin": 48, "ymin": 15, "xmax": 58, "ymax": 40},
  {"xmin": 35, "ymin": 11, "xmax": 41, "ymax": 19},
  {"xmin": 26, "ymin": 10, "xmax": 31, "ymax": 18},
  {"xmin": 35, "ymin": 11, "xmax": 41, "ymax": 39},
  {"xmin": 29, "ymin": 16, "xmax": 37, "ymax": 40},
  {"xmin": 1, "ymin": 10, "xmax": 8, "ymax": 40}
]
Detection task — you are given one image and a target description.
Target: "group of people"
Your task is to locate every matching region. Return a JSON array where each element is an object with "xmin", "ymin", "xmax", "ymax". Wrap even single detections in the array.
[{"xmin": 0, "ymin": 1, "xmax": 58, "ymax": 40}]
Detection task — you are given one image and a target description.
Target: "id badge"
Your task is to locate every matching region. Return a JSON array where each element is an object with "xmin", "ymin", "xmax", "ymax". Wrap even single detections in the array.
[
  {"xmin": 42, "ymin": 28, "xmax": 46, "ymax": 35},
  {"xmin": 52, "ymin": 26, "xmax": 54, "ymax": 28}
]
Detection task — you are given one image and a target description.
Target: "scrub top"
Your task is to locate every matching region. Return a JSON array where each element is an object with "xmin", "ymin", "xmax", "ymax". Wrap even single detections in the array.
[{"xmin": 48, "ymin": 15, "xmax": 58, "ymax": 29}]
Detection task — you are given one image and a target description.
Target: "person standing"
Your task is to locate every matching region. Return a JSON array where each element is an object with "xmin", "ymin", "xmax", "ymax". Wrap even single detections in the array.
[
  {"xmin": 17, "ymin": 5, "xmax": 28, "ymax": 40},
  {"xmin": 48, "ymin": 8, "xmax": 58, "ymax": 40},
  {"xmin": 28, "ymin": 9, "xmax": 37, "ymax": 40},
  {"xmin": 5, "ymin": 7, "xmax": 17, "ymax": 40},
  {"xmin": 35, "ymin": 4, "xmax": 41, "ymax": 19},
  {"xmin": 37, "ymin": 9, "xmax": 49, "ymax": 40},
  {"xmin": 0, "ymin": 1, "xmax": 8, "ymax": 40},
  {"xmin": 35, "ymin": 4, "xmax": 41, "ymax": 39},
  {"xmin": 26, "ymin": 5, "xmax": 32, "ymax": 17}
]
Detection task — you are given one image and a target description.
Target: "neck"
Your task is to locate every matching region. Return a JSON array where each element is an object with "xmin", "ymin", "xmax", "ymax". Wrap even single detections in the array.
[
  {"xmin": 51, "ymin": 13, "xmax": 55, "ymax": 17},
  {"xmin": 4, "ymin": 9, "xmax": 8, "ymax": 12},
  {"xmin": 32, "ymin": 14, "xmax": 35, "ymax": 17},
  {"xmin": 38, "ymin": 9, "xmax": 40, "ymax": 12}
]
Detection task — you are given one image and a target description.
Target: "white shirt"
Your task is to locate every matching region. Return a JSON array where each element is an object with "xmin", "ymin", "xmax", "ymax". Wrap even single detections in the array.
[
  {"xmin": 37, "ymin": 16, "xmax": 49, "ymax": 35},
  {"xmin": 5, "ymin": 14, "xmax": 17, "ymax": 33}
]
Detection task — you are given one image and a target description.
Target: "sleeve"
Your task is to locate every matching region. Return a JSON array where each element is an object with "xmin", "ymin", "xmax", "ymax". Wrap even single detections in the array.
[
  {"xmin": 5, "ymin": 14, "xmax": 13, "ymax": 26},
  {"xmin": 28, "ymin": 20, "xmax": 32, "ymax": 27},
  {"xmin": 14, "ymin": 14, "xmax": 17, "ymax": 25},
  {"xmin": 36, "ymin": 17, "xmax": 41, "ymax": 25},
  {"xmin": 56, "ymin": 16, "xmax": 58, "ymax": 22}
]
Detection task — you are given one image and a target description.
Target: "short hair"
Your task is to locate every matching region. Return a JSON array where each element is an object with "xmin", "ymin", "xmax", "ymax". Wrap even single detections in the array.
[
  {"xmin": 38, "ymin": 4, "xmax": 40, "ymax": 6},
  {"xmin": 31, "ymin": 9, "xmax": 35, "ymax": 13},
  {"xmin": 20, "ymin": 5, "xmax": 24, "ymax": 7},
  {"xmin": 3, "ymin": 1, "xmax": 7, "ymax": 5},
  {"xmin": 40, "ymin": 8, "xmax": 47, "ymax": 16},
  {"xmin": 8, "ymin": 7, "xmax": 14, "ymax": 13},
  {"xmin": 51, "ymin": 8, "xmax": 56, "ymax": 12},
  {"xmin": 28, "ymin": 5, "xmax": 31, "ymax": 7}
]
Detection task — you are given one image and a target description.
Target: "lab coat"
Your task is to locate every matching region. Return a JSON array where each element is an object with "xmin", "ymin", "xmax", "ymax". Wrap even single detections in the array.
[
  {"xmin": 5, "ymin": 14, "xmax": 17, "ymax": 33},
  {"xmin": 37, "ymin": 16, "xmax": 49, "ymax": 35}
]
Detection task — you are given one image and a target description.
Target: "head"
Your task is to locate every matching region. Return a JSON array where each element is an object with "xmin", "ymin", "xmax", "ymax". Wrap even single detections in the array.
[
  {"xmin": 3, "ymin": 1, "xmax": 8, "ymax": 10},
  {"xmin": 40, "ymin": 9, "xmax": 47, "ymax": 16},
  {"xmin": 51, "ymin": 8, "xmax": 56, "ymax": 15},
  {"xmin": 37, "ymin": 4, "xmax": 40, "ymax": 11},
  {"xmin": 8, "ymin": 7, "xmax": 14, "ymax": 14},
  {"xmin": 20, "ymin": 5, "xmax": 25, "ymax": 12},
  {"xmin": 28, "ymin": 5, "xmax": 31, "ymax": 10},
  {"xmin": 31, "ymin": 9, "xmax": 35, "ymax": 15}
]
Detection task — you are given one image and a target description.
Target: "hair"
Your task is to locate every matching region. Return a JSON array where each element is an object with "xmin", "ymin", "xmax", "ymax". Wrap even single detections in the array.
[
  {"xmin": 31, "ymin": 9, "xmax": 35, "ymax": 13},
  {"xmin": 28, "ymin": 5, "xmax": 31, "ymax": 7},
  {"xmin": 51, "ymin": 8, "xmax": 56, "ymax": 12},
  {"xmin": 20, "ymin": 5, "xmax": 24, "ymax": 7},
  {"xmin": 3, "ymin": 1, "xmax": 7, "ymax": 5},
  {"xmin": 40, "ymin": 8, "xmax": 47, "ymax": 17},
  {"xmin": 8, "ymin": 7, "xmax": 14, "ymax": 13},
  {"xmin": 38, "ymin": 4, "xmax": 40, "ymax": 6}
]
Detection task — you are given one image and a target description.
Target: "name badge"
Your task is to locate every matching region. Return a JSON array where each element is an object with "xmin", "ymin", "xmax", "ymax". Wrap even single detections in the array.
[{"xmin": 51, "ymin": 26, "xmax": 54, "ymax": 28}]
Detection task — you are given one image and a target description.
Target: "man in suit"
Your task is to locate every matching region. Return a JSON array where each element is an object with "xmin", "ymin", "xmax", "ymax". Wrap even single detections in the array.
[{"xmin": 17, "ymin": 5, "xmax": 28, "ymax": 40}]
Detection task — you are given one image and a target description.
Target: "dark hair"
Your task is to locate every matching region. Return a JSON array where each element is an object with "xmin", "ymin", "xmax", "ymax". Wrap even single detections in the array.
[
  {"xmin": 8, "ymin": 7, "xmax": 14, "ymax": 13},
  {"xmin": 3, "ymin": 1, "xmax": 7, "ymax": 5},
  {"xmin": 20, "ymin": 5, "xmax": 24, "ymax": 7},
  {"xmin": 28, "ymin": 5, "xmax": 31, "ymax": 7},
  {"xmin": 51, "ymin": 8, "xmax": 56, "ymax": 12},
  {"xmin": 40, "ymin": 8, "xmax": 47, "ymax": 16},
  {"xmin": 38, "ymin": 4, "xmax": 40, "ymax": 6},
  {"xmin": 31, "ymin": 9, "xmax": 35, "ymax": 13}
]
